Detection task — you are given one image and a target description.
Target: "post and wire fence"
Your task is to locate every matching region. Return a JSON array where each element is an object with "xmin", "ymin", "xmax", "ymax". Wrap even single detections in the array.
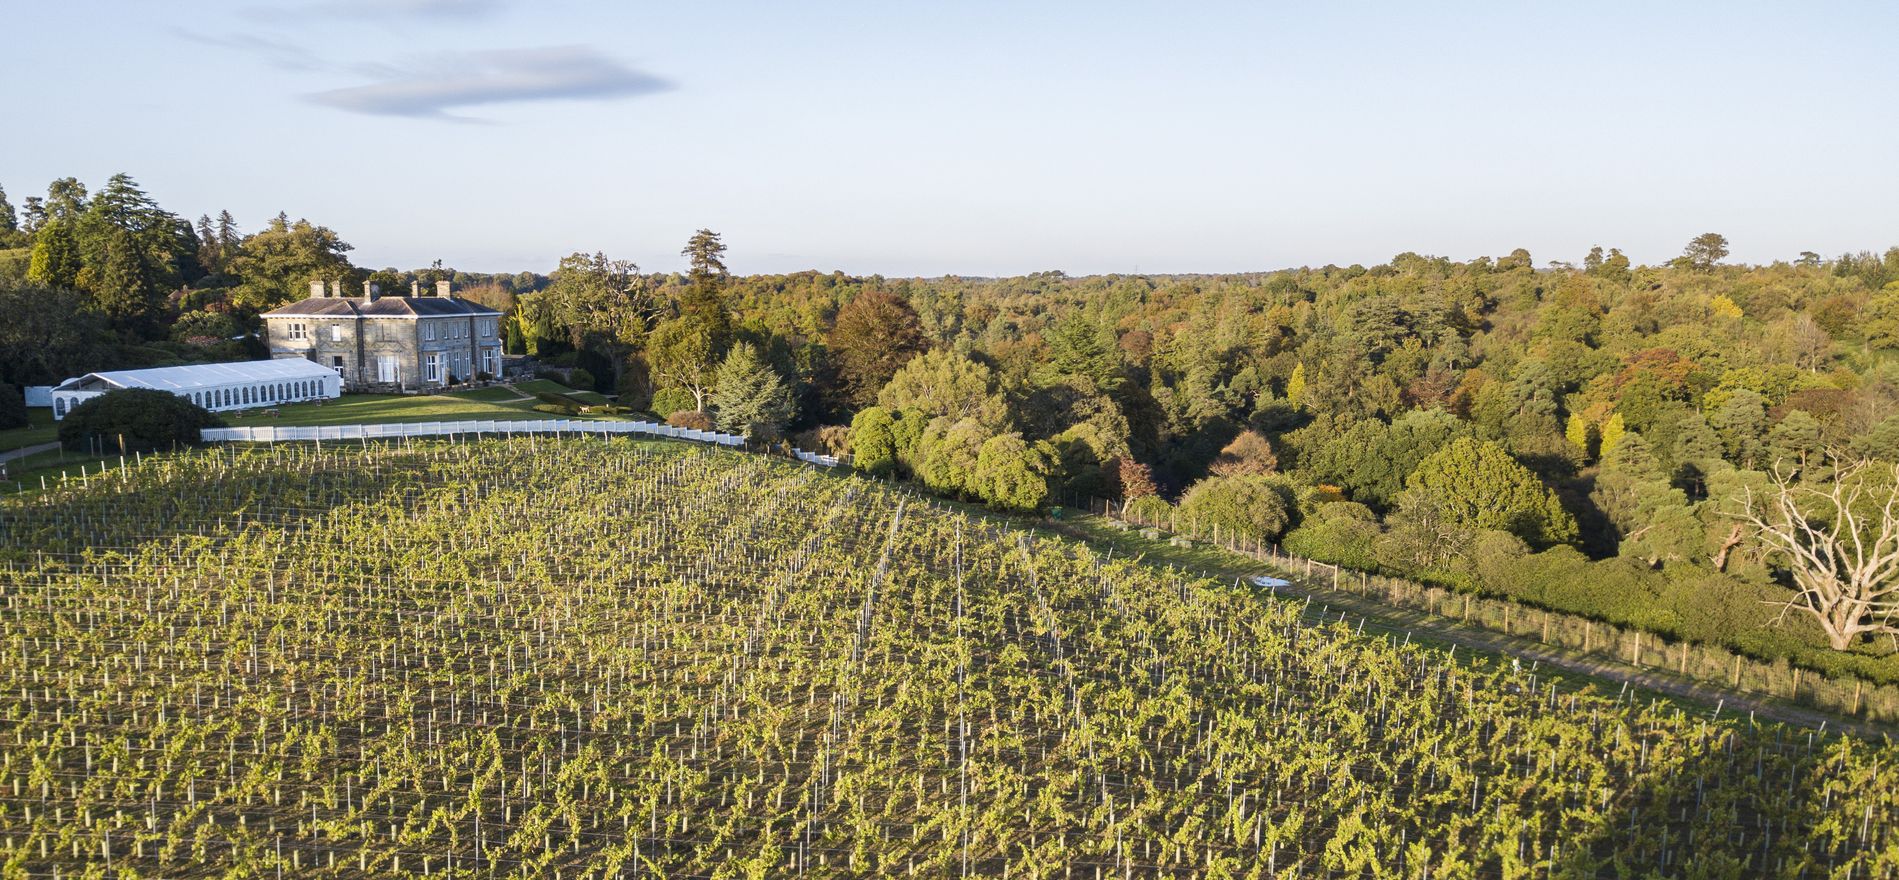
[{"xmin": 1061, "ymin": 491, "xmax": 1899, "ymax": 725}]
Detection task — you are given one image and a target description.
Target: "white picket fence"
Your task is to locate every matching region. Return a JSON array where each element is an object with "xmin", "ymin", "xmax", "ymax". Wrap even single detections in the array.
[{"xmin": 200, "ymin": 419, "xmax": 844, "ymax": 467}]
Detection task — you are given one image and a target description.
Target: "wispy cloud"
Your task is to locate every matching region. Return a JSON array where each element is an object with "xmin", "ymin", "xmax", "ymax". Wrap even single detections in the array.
[
  {"xmin": 304, "ymin": 45, "xmax": 673, "ymax": 121},
  {"xmin": 246, "ymin": 0, "xmax": 503, "ymax": 22},
  {"xmin": 174, "ymin": 29, "xmax": 335, "ymax": 71}
]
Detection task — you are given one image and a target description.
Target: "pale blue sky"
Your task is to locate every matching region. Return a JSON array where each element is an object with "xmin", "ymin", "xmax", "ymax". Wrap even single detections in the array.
[{"xmin": 9, "ymin": 1, "xmax": 1896, "ymax": 276}]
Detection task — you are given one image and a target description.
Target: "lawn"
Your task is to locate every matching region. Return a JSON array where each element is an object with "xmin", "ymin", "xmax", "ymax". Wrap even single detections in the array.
[
  {"xmin": 222, "ymin": 382, "xmax": 613, "ymax": 428},
  {"xmin": 0, "ymin": 446, "xmax": 120, "ymax": 494},
  {"xmin": 0, "ymin": 408, "xmax": 57, "ymax": 452}
]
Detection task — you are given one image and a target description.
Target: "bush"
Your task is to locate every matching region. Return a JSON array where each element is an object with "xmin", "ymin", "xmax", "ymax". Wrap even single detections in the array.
[
  {"xmin": 650, "ymin": 387, "xmax": 696, "ymax": 418},
  {"xmin": 850, "ymin": 407, "xmax": 898, "ymax": 476},
  {"xmin": 667, "ymin": 410, "xmax": 713, "ymax": 431},
  {"xmin": 1177, "ymin": 475, "xmax": 1295, "ymax": 544},
  {"xmin": 794, "ymin": 425, "xmax": 852, "ymax": 457},
  {"xmin": 58, "ymin": 389, "xmax": 222, "ymax": 453},
  {"xmin": 972, "ymin": 434, "xmax": 1056, "ymax": 513},
  {"xmin": 568, "ymin": 367, "xmax": 597, "ymax": 393},
  {"xmin": 1124, "ymin": 494, "xmax": 1174, "ymax": 528},
  {"xmin": 0, "ymin": 383, "xmax": 26, "ymax": 430}
]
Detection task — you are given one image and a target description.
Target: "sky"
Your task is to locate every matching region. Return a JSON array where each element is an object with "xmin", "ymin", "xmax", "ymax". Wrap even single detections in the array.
[{"xmin": 8, "ymin": 1, "xmax": 1897, "ymax": 277}]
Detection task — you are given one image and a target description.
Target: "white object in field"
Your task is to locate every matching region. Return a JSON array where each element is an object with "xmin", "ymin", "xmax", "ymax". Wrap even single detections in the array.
[{"xmin": 1249, "ymin": 575, "xmax": 1293, "ymax": 589}]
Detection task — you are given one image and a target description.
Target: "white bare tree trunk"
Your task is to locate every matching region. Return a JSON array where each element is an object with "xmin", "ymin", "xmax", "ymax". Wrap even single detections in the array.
[{"xmin": 1737, "ymin": 461, "xmax": 1899, "ymax": 651}]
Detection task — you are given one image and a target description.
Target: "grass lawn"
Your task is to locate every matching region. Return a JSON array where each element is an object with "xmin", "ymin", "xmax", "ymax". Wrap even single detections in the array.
[
  {"xmin": 512, "ymin": 379, "xmax": 585, "ymax": 397},
  {"xmin": 448, "ymin": 386, "xmax": 533, "ymax": 403},
  {"xmin": 0, "ymin": 446, "xmax": 121, "ymax": 494},
  {"xmin": 222, "ymin": 388, "xmax": 618, "ymax": 428},
  {"xmin": 0, "ymin": 409, "xmax": 57, "ymax": 452}
]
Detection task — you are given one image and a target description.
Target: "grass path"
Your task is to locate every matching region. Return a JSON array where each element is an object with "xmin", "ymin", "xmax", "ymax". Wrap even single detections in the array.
[{"xmin": 1044, "ymin": 511, "xmax": 1891, "ymax": 738}]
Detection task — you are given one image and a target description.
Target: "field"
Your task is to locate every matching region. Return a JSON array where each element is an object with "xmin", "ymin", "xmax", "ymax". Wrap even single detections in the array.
[{"xmin": 0, "ymin": 439, "xmax": 1893, "ymax": 878}]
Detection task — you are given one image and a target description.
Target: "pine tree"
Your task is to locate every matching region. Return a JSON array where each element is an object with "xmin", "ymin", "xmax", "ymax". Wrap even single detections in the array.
[
  {"xmin": 1287, "ymin": 362, "xmax": 1307, "ymax": 408},
  {"xmin": 709, "ymin": 342, "xmax": 795, "ymax": 439},
  {"xmin": 26, "ymin": 219, "xmax": 82, "ymax": 289},
  {"xmin": 0, "ymin": 184, "xmax": 16, "ymax": 234}
]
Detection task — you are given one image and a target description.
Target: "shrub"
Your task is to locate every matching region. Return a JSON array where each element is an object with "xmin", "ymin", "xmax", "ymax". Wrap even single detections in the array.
[
  {"xmin": 667, "ymin": 410, "xmax": 713, "ymax": 431},
  {"xmin": 0, "ymin": 383, "xmax": 26, "ymax": 430},
  {"xmin": 972, "ymin": 434, "xmax": 1056, "ymax": 513},
  {"xmin": 1125, "ymin": 494, "xmax": 1174, "ymax": 527},
  {"xmin": 58, "ymin": 389, "xmax": 222, "ymax": 453},
  {"xmin": 568, "ymin": 367, "xmax": 597, "ymax": 393},
  {"xmin": 650, "ymin": 387, "xmax": 696, "ymax": 418},
  {"xmin": 850, "ymin": 407, "xmax": 898, "ymax": 476},
  {"xmin": 1177, "ymin": 475, "xmax": 1295, "ymax": 544},
  {"xmin": 794, "ymin": 425, "xmax": 851, "ymax": 457}
]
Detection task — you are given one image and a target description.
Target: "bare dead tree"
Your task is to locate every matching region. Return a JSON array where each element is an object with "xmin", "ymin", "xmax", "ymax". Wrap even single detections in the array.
[{"xmin": 1736, "ymin": 459, "xmax": 1899, "ymax": 650}]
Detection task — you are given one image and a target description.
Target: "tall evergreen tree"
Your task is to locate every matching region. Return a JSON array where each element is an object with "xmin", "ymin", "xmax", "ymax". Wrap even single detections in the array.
[
  {"xmin": 0, "ymin": 185, "xmax": 16, "ymax": 234},
  {"xmin": 25, "ymin": 219, "xmax": 82, "ymax": 289},
  {"xmin": 710, "ymin": 341, "xmax": 796, "ymax": 438}
]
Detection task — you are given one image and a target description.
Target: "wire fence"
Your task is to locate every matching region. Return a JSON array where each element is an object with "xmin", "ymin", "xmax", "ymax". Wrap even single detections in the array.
[{"xmin": 1067, "ymin": 493, "xmax": 1899, "ymax": 726}]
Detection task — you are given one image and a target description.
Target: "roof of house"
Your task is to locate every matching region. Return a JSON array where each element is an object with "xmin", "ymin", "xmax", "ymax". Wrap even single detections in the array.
[
  {"xmin": 262, "ymin": 296, "xmax": 501, "ymax": 318},
  {"xmin": 53, "ymin": 358, "xmax": 337, "ymax": 393}
]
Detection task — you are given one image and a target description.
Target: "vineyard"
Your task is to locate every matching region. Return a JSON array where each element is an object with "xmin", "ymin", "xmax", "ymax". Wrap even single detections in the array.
[{"xmin": 0, "ymin": 438, "xmax": 1893, "ymax": 878}]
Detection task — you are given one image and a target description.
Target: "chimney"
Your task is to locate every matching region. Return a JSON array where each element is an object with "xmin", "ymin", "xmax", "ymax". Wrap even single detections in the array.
[
  {"xmin": 436, "ymin": 279, "xmax": 453, "ymax": 299},
  {"xmin": 310, "ymin": 279, "xmax": 326, "ymax": 299},
  {"xmin": 411, "ymin": 279, "xmax": 421, "ymax": 297},
  {"xmin": 364, "ymin": 280, "xmax": 380, "ymax": 302},
  {"xmin": 329, "ymin": 279, "xmax": 342, "ymax": 299}
]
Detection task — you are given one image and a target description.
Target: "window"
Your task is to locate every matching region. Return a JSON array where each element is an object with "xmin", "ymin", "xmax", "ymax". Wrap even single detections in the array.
[
  {"xmin": 55, "ymin": 398, "xmax": 66, "ymax": 417},
  {"xmin": 482, "ymin": 318, "xmax": 496, "ymax": 337},
  {"xmin": 425, "ymin": 352, "xmax": 442, "ymax": 383},
  {"xmin": 422, "ymin": 322, "xmax": 436, "ymax": 341},
  {"xmin": 331, "ymin": 356, "xmax": 345, "ymax": 373},
  {"xmin": 330, "ymin": 324, "xmax": 343, "ymax": 342},
  {"xmin": 287, "ymin": 322, "xmax": 306, "ymax": 340}
]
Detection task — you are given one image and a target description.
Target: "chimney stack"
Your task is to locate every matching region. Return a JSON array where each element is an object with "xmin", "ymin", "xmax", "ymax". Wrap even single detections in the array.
[
  {"xmin": 364, "ymin": 280, "xmax": 380, "ymax": 302},
  {"xmin": 436, "ymin": 279, "xmax": 453, "ymax": 299},
  {"xmin": 310, "ymin": 279, "xmax": 326, "ymax": 299},
  {"xmin": 329, "ymin": 279, "xmax": 342, "ymax": 299},
  {"xmin": 411, "ymin": 279, "xmax": 421, "ymax": 297}
]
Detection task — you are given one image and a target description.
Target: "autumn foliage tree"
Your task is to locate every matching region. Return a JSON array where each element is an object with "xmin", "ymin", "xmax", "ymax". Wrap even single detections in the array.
[{"xmin": 830, "ymin": 290, "xmax": 925, "ymax": 404}]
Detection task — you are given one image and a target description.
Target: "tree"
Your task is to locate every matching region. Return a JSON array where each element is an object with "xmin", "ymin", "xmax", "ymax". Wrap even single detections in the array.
[
  {"xmin": 0, "ymin": 185, "xmax": 15, "ymax": 235},
  {"xmin": 535, "ymin": 252, "xmax": 657, "ymax": 382},
  {"xmin": 0, "ymin": 280, "xmax": 105, "ymax": 386},
  {"xmin": 58, "ymin": 389, "xmax": 222, "ymax": 453},
  {"xmin": 43, "ymin": 177, "xmax": 87, "ymax": 222},
  {"xmin": 1115, "ymin": 457, "xmax": 1157, "ymax": 512},
  {"xmin": 25, "ymin": 219, "xmax": 82, "ymax": 289},
  {"xmin": 710, "ymin": 342, "xmax": 796, "ymax": 438},
  {"xmin": 681, "ymin": 228, "xmax": 728, "ymax": 281},
  {"xmin": 876, "ymin": 348, "xmax": 1011, "ymax": 431},
  {"xmin": 0, "ymin": 382, "xmax": 25, "ymax": 430},
  {"xmin": 648, "ymin": 314, "xmax": 725, "ymax": 412},
  {"xmin": 1709, "ymin": 388, "xmax": 1768, "ymax": 468},
  {"xmin": 849, "ymin": 406, "xmax": 900, "ymax": 477},
  {"xmin": 1599, "ymin": 412, "xmax": 1628, "ymax": 458},
  {"xmin": 1404, "ymin": 437, "xmax": 1578, "ymax": 546},
  {"xmin": 1737, "ymin": 460, "xmax": 1899, "ymax": 650},
  {"xmin": 1040, "ymin": 314, "xmax": 1123, "ymax": 395},
  {"xmin": 1208, "ymin": 430, "xmax": 1277, "ymax": 477},
  {"xmin": 972, "ymin": 434, "xmax": 1056, "ymax": 513},
  {"xmin": 1286, "ymin": 362, "xmax": 1307, "ymax": 408},
  {"xmin": 913, "ymin": 417, "xmax": 988, "ymax": 498},
  {"xmin": 1682, "ymin": 233, "xmax": 1730, "ymax": 271},
  {"xmin": 1178, "ymin": 475, "xmax": 1294, "ymax": 544},
  {"xmin": 226, "ymin": 213, "xmax": 354, "ymax": 310},
  {"xmin": 830, "ymin": 290, "xmax": 926, "ymax": 404},
  {"xmin": 1768, "ymin": 410, "xmax": 1823, "ymax": 466}
]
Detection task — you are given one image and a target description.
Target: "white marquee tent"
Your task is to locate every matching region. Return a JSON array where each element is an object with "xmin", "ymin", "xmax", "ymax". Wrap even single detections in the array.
[{"xmin": 51, "ymin": 358, "xmax": 341, "ymax": 420}]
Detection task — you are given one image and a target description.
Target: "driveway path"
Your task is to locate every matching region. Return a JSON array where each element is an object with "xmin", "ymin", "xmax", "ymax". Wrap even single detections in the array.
[{"xmin": 0, "ymin": 441, "xmax": 58, "ymax": 465}]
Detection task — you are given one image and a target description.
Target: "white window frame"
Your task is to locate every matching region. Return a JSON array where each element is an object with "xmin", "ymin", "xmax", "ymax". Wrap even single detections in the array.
[
  {"xmin": 287, "ymin": 322, "xmax": 306, "ymax": 340},
  {"xmin": 425, "ymin": 352, "xmax": 442, "ymax": 383},
  {"xmin": 422, "ymin": 322, "xmax": 436, "ymax": 341},
  {"xmin": 330, "ymin": 324, "xmax": 342, "ymax": 342}
]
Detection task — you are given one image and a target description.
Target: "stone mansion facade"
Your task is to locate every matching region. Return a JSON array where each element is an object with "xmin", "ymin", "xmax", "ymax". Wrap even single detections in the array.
[{"xmin": 263, "ymin": 280, "xmax": 503, "ymax": 391}]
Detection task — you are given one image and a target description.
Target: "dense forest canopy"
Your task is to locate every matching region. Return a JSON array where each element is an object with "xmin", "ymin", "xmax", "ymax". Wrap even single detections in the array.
[{"xmin": 5, "ymin": 172, "xmax": 1899, "ymax": 681}]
